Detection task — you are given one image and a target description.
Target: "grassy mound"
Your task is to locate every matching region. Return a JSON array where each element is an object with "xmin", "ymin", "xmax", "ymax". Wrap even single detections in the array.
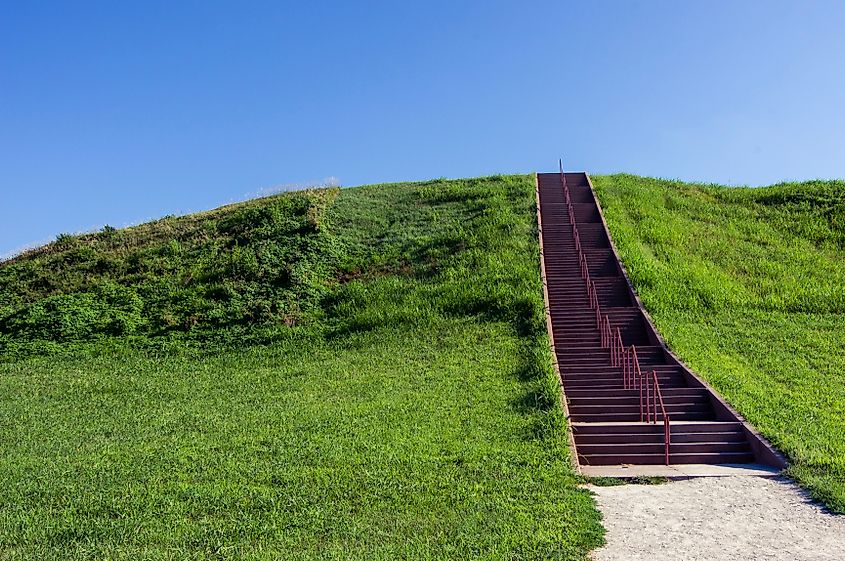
[
  {"xmin": 0, "ymin": 188, "xmax": 341, "ymax": 356},
  {"xmin": 594, "ymin": 174, "xmax": 845, "ymax": 513},
  {"xmin": 0, "ymin": 176, "xmax": 603, "ymax": 559}
]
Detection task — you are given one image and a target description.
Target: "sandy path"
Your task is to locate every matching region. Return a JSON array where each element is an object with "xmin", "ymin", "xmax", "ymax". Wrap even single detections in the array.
[{"xmin": 588, "ymin": 476, "xmax": 844, "ymax": 561}]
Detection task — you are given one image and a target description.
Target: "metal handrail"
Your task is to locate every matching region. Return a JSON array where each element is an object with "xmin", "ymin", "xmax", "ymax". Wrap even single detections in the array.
[
  {"xmin": 559, "ymin": 158, "xmax": 567, "ymax": 195},
  {"xmin": 622, "ymin": 334, "xmax": 633, "ymax": 388},
  {"xmin": 613, "ymin": 327, "xmax": 623, "ymax": 368},
  {"xmin": 583, "ymin": 254, "xmax": 590, "ymax": 284},
  {"xmin": 581, "ymin": 253, "xmax": 590, "ymax": 283},
  {"xmin": 627, "ymin": 344, "xmax": 671, "ymax": 465},
  {"xmin": 600, "ymin": 315, "xmax": 607, "ymax": 347},
  {"xmin": 559, "ymin": 162, "xmax": 672, "ymax": 461},
  {"xmin": 648, "ymin": 369, "xmax": 671, "ymax": 465},
  {"xmin": 630, "ymin": 345, "xmax": 643, "ymax": 411},
  {"xmin": 623, "ymin": 345, "xmax": 630, "ymax": 388}
]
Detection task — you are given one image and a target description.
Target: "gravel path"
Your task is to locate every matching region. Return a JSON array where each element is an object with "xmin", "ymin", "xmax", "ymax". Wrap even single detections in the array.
[{"xmin": 588, "ymin": 476, "xmax": 845, "ymax": 561}]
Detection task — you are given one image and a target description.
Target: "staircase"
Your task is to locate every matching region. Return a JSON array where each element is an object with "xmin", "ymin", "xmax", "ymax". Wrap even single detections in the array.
[{"xmin": 538, "ymin": 170, "xmax": 785, "ymax": 468}]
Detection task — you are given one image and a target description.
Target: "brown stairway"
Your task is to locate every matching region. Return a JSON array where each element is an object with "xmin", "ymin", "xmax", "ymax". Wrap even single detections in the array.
[{"xmin": 537, "ymin": 170, "xmax": 786, "ymax": 468}]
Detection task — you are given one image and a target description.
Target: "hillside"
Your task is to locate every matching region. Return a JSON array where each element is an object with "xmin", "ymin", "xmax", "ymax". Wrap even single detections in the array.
[
  {"xmin": 0, "ymin": 176, "xmax": 603, "ymax": 559},
  {"xmin": 593, "ymin": 174, "xmax": 845, "ymax": 512},
  {"xmin": 0, "ymin": 188, "xmax": 340, "ymax": 357},
  {"xmin": 5, "ymin": 171, "xmax": 845, "ymax": 557}
]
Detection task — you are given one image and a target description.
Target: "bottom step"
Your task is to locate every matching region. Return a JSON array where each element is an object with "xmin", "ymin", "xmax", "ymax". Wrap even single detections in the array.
[
  {"xmin": 579, "ymin": 452, "xmax": 754, "ymax": 465},
  {"xmin": 580, "ymin": 463, "xmax": 782, "ymax": 478}
]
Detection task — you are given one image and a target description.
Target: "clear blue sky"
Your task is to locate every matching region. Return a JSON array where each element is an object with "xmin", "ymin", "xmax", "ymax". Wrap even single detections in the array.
[{"xmin": 3, "ymin": 1, "xmax": 844, "ymax": 257}]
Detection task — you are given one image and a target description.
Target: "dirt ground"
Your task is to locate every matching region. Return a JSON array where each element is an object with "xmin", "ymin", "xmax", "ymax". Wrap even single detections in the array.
[{"xmin": 588, "ymin": 476, "xmax": 845, "ymax": 561}]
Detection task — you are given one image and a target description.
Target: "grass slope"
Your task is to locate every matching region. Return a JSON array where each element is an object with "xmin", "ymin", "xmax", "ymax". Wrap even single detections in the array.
[
  {"xmin": 0, "ymin": 188, "xmax": 341, "ymax": 356},
  {"xmin": 593, "ymin": 174, "xmax": 845, "ymax": 513},
  {"xmin": 0, "ymin": 176, "xmax": 603, "ymax": 559}
]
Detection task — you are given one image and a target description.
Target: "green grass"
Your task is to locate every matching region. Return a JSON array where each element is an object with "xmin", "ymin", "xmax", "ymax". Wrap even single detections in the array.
[
  {"xmin": 593, "ymin": 174, "xmax": 845, "ymax": 513},
  {"xmin": 0, "ymin": 187, "xmax": 341, "ymax": 357},
  {"xmin": 0, "ymin": 175, "xmax": 603, "ymax": 559},
  {"xmin": 583, "ymin": 477, "xmax": 668, "ymax": 487}
]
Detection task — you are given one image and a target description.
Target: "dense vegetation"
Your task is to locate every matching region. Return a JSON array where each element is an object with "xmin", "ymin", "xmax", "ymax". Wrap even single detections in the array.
[
  {"xmin": 594, "ymin": 174, "xmax": 845, "ymax": 513},
  {"xmin": 0, "ymin": 176, "xmax": 603, "ymax": 559},
  {"xmin": 0, "ymin": 188, "xmax": 341, "ymax": 357}
]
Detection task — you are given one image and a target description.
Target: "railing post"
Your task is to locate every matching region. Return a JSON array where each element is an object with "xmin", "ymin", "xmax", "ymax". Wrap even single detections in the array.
[
  {"xmin": 622, "ymin": 346, "xmax": 627, "ymax": 388},
  {"xmin": 610, "ymin": 334, "xmax": 619, "ymax": 367},
  {"xmin": 615, "ymin": 335, "xmax": 620, "ymax": 367},
  {"xmin": 613, "ymin": 332, "xmax": 618, "ymax": 367},
  {"xmin": 611, "ymin": 336, "xmax": 616, "ymax": 367},
  {"xmin": 653, "ymin": 370, "xmax": 658, "ymax": 422},
  {"xmin": 639, "ymin": 369, "xmax": 644, "ymax": 421},
  {"xmin": 601, "ymin": 317, "xmax": 606, "ymax": 348},
  {"xmin": 561, "ymin": 161, "xmax": 567, "ymax": 193}
]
